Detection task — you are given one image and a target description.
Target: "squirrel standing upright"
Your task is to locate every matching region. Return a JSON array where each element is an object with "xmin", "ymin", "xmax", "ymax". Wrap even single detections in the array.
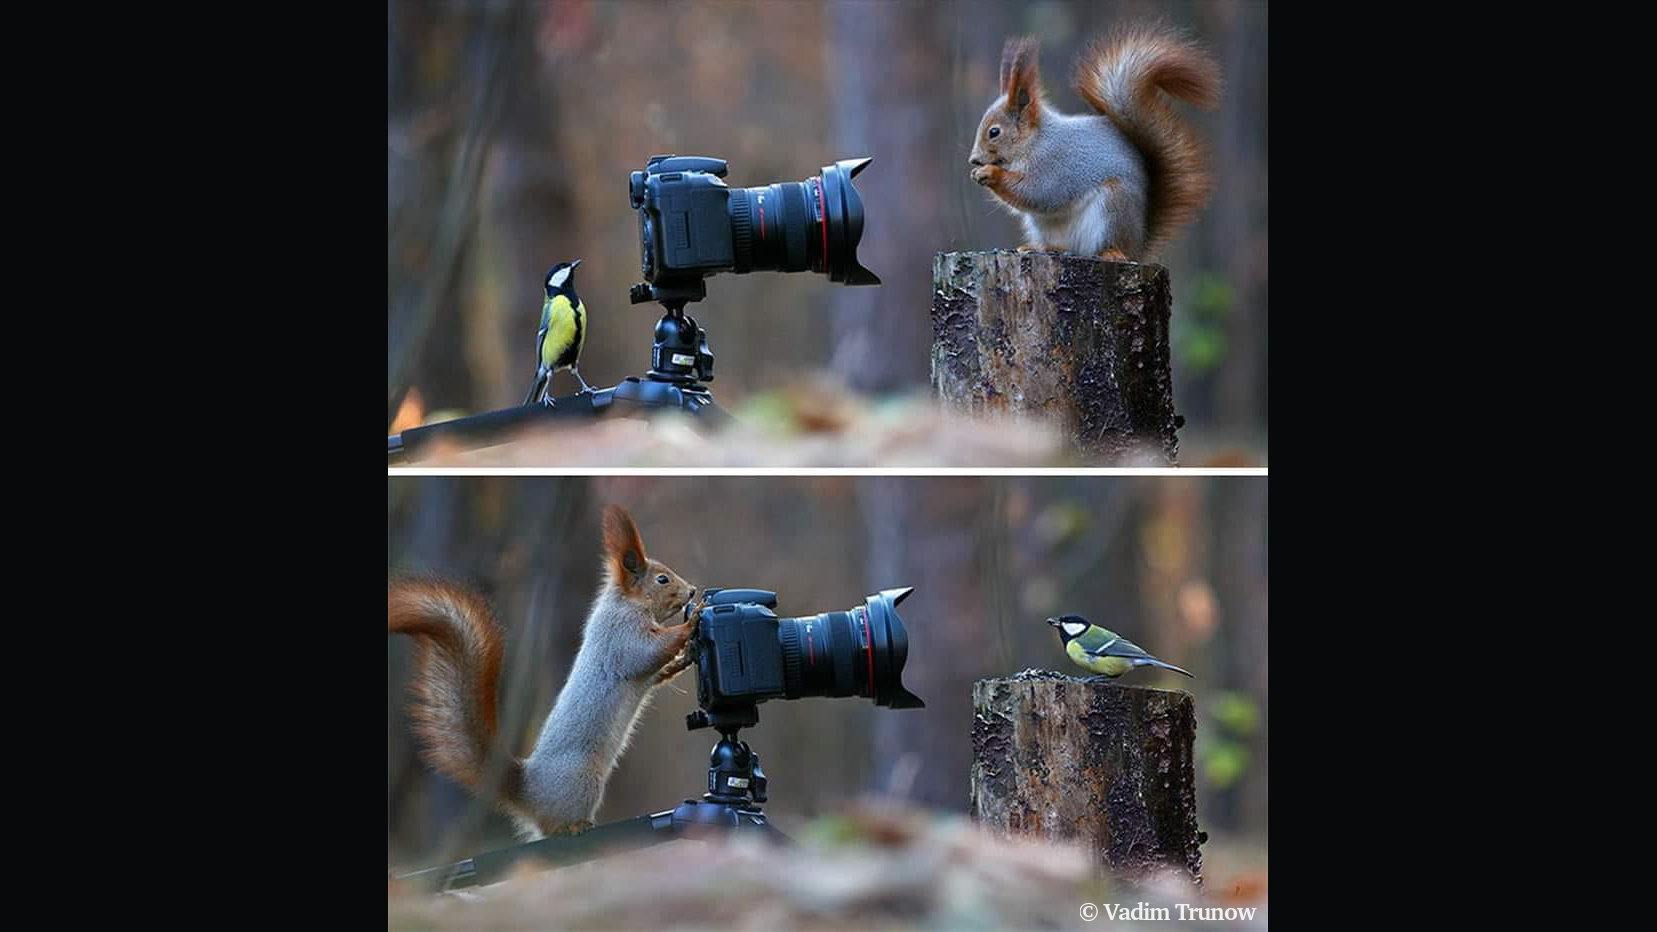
[
  {"xmin": 388, "ymin": 504, "xmax": 699, "ymax": 840},
  {"xmin": 968, "ymin": 21, "xmax": 1223, "ymax": 262}
]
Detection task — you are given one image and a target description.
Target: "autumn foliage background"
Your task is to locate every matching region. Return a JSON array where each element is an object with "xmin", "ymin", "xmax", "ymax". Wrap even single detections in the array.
[
  {"xmin": 388, "ymin": 0, "xmax": 1268, "ymax": 921},
  {"xmin": 387, "ymin": 0, "xmax": 1267, "ymax": 464},
  {"xmin": 388, "ymin": 476, "xmax": 1268, "ymax": 900}
]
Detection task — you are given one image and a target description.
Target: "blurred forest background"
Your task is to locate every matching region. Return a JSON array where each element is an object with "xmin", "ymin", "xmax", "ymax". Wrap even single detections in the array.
[
  {"xmin": 388, "ymin": 0, "xmax": 1268, "ymax": 464},
  {"xmin": 388, "ymin": 476, "xmax": 1268, "ymax": 882}
]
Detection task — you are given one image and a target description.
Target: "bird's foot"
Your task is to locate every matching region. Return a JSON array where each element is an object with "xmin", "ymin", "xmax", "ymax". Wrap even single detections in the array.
[
  {"xmin": 572, "ymin": 370, "xmax": 596, "ymax": 394},
  {"xmin": 539, "ymin": 394, "xmax": 559, "ymax": 408}
]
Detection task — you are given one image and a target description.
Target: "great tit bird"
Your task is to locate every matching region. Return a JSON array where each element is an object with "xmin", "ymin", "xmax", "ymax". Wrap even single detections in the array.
[
  {"xmin": 1046, "ymin": 615, "xmax": 1193, "ymax": 679},
  {"xmin": 524, "ymin": 259, "xmax": 592, "ymax": 406}
]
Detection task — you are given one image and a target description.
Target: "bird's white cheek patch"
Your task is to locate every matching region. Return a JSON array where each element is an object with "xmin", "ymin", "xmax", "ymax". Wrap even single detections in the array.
[
  {"xmin": 550, "ymin": 268, "xmax": 571, "ymax": 289},
  {"xmin": 1062, "ymin": 622, "xmax": 1087, "ymax": 637}
]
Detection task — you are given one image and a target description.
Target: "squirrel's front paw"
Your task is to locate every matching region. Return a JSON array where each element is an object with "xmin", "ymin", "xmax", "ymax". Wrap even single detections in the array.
[
  {"xmin": 970, "ymin": 164, "xmax": 1002, "ymax": 187},
  {"xmin": 655, "ymin": 649, "xmax": 694, "ymax": 684}
]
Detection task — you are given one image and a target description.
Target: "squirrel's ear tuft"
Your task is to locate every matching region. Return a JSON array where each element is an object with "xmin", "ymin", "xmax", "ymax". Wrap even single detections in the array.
[
  {"xmin": 603, "ymin": 505, "xmax": 647, "ymax": 589},
  {"xmin": 1000, "ymin": 36, "xmax": 1042, "ymax": 124}
]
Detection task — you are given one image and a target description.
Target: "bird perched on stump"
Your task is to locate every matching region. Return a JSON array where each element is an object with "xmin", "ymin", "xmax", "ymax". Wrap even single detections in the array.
[
  {"xmin": 524, "ymin": 259, "xmax": 592, "ymax": 406},
  {"xmin": 1046, "ymin": 615, "xmax": 1192, "ymax": 679}
]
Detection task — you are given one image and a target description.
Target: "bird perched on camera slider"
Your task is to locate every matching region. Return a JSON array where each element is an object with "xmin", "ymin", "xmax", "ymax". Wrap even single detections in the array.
[
  {"xmin": 524, "ymin": 259, "xmax": 593, "ymax": 407},
  {"xmin": 1046, "ymin": 615, "xmax": 1192, "ymax": 679}
]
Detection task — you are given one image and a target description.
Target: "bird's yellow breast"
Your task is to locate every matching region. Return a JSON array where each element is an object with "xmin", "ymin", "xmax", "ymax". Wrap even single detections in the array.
[{"xmin": 541, "ymin": 295, "xmax": 581, "ymax": 367}]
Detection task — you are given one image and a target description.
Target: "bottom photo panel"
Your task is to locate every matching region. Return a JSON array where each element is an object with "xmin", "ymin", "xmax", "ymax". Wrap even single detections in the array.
[{"xmin": 388, "ymin": 476, "xmax": 1268, "ymax": 928}]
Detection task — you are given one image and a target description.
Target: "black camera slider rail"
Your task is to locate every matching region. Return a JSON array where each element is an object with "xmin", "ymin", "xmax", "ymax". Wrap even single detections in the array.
[
  {"xmin": 394, "ymin": 725, "xmax": 783, "ymax": 893},
  {"xmin": 387, "ymin": 377, "xmax": 726, "ymax": 465},
  {"xmin": 394, "ymin": 797, "xmax": 784, "ymax": 892}
]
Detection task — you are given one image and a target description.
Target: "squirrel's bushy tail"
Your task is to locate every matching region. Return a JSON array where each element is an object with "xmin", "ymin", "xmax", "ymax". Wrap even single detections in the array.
[
  {"xmin": 388, "ymin": 577, "xmax": 527, "ymax": 815},
  {"xmin": 1074, "ymin": 20, "xmax": 1222, "ymax": 258}
]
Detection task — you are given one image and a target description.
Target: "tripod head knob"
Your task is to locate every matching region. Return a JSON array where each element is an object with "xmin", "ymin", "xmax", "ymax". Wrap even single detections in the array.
[{"xmin": 750, "ymin": 752, "xmax": 768, "ymax": 803}]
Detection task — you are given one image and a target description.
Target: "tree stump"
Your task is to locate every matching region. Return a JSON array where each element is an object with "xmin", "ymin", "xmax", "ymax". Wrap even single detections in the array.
[
  {"xmin": 970, "ymin": 671, "xmax": 1203, "ymax": 883},
  {"xmin": 931, "ymin": 251, "xmax": 1182, "ymax": 465}
]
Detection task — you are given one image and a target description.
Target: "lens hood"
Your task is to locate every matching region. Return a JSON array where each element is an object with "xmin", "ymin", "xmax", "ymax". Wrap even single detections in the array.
[
  {"xmin": 820, "ymin": 158, "xmax": 881, "ymax": 286},
  {"xmin": 864, "ymin": 586, "xmax": 924, "ymax": 709}
]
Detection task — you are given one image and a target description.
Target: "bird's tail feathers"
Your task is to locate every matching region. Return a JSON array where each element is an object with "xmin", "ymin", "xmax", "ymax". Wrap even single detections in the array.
[
  {"xmin": 524, "ymin": 371, "xmax": 547, "ymax": 406},
  {"xmin": 1135, "ymin": 656, "xmax": 1194, "ymax": 677}
]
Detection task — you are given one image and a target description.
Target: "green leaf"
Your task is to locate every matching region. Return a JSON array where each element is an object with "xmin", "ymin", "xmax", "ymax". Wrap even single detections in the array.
[
  {"xmin": 1209, "ymin": 691, "xmax": 1259, "ymax": 736},
  {"xmin": 1193, "ymin": 276, "xmax": 1235, "ymax": 320},
  {"xmin": 1201, "ymin": 739, "xmax": 1250, "ymax": 789},
  {"xmin": 1184, "ymin": 330, "xmax": 1227, "ymax": 372}
]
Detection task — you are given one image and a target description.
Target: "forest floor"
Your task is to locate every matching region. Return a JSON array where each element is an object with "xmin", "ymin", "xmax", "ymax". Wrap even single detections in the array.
[
  {"xmin": 389, "ymin": 799, "xmax": 1268, "ymax": 930},
  {"xmin": 392, "ymin": 377, "xmax": 1265, "ymax": 468}
]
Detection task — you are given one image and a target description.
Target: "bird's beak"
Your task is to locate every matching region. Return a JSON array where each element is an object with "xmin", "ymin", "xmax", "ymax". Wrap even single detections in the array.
[
  {"xmin": 1044, "ymin": 617, "xmax": 1059, "ymax": 627},
  {"xmin": 570, "ymin": 259, "xmax": 582, "ymax": 270}
]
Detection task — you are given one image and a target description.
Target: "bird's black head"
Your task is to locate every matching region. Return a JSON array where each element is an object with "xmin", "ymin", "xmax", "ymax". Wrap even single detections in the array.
[
  {"xmin": 1045, "ymin": 614, "xmax": 1090, "ymax": 643},
  {"xmin": 545, "ymin": 258, "xmax": 582, "ymax": 297}
]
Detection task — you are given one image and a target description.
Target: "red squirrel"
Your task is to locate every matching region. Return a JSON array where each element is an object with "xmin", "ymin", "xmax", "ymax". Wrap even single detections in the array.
[
  {"xmin": 388, "ymin": 504, "xmax": 699, "ymax": 839},
  {"xmin": 969, "ymin": 21, "xmax": 1222, "ymax": 261}
]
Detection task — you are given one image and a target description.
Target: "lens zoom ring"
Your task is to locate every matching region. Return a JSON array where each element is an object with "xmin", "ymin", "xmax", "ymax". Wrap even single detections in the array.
[
  {"xmin": 729, "ymin": 188, "xmax": 753, "ymax": 273},
  {"xmin": 780, "ymin": 182, "xmax": 808, "ymax": 271},
  {"xmin": 779, "ymin": 621, "xmax": 804, "ymax": 697}
]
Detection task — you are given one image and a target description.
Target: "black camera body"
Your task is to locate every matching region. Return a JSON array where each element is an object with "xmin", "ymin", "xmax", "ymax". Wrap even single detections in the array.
[
  {"xmin": 686, "ymin": 586, "xmax": 924, "ymax": 732},
  {"xmin": 628, "ymin": 154, "xmax": 881, "ymax": 308},
  {"xmin": 630, "ymin": 156, "xmax": 739, "ymax": 287}
]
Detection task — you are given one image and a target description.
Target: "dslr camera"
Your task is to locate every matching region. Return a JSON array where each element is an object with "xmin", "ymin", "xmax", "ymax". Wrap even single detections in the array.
[
  {"xmin": 685, "ymin": 585, "xmax": 924, "ymax": 732},
  {"xmin": 629, "ymin": 155, "xmax": 881, "ymax": 304},
  {"xmin": 621, "ymin": 154, "xmax": 881, "ymax": 391}
]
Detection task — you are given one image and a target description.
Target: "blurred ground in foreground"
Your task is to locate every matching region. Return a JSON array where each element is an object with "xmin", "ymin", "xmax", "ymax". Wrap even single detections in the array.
[
  {"xmin": 388, "ymin": 378, "xmax": 1264, "ymax": 468},
  {"xmin": 389, "ymin": 799, "xmax": 1268, "ymax": 931}
]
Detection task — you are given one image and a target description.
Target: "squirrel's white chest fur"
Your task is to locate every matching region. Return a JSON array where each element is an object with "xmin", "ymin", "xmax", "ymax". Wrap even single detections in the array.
[{"xmin": 1017, "ymin": 186, "xmax": 1112, "ymax": 256}]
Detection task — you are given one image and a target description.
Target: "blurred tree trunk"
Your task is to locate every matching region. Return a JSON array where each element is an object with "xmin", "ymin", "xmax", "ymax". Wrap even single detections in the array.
[
  {"xmin": 1202, "ymin": 0, "xmax": 1267, "ymax": 442},
  {"xmin": 467, "ymin": 10, "xmax": 579, "ymax": 413},
  {"xmin": 502, "ymin": 482, "xmax": 594, "ymax": 756},
  {"xmin": 858, "ymin": 477, "xmax": 993, "ymax": 809},
  {"xmin": 387, "ymin": 1, "xmax": 535, "ymax": 419},
  {"xmin": 1211, "ymin": 478, "xmax": 1267, "ymax": 835},
  {"xmin": 826, "ymin": 0, "xmax": 950, "ymax": 393}
]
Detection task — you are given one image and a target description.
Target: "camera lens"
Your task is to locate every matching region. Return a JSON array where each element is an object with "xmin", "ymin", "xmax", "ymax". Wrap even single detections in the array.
[
  {"xmin": 728, "ymin": 158, "xmax": 881, "ymax": 286},
  {"xmin": 777, "ymin": 587, "xmax": 924, "ymax": 709}
]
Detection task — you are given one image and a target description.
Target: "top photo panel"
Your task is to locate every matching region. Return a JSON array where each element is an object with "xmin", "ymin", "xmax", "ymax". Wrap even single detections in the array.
[{"xmin": 387, "ymin": 0, "xmax": 1266, "ymax": 469}]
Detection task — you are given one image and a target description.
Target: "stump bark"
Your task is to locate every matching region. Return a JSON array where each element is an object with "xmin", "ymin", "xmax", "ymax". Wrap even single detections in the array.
[
  {"xmin": 931, "ymin": 251, "xmax": 1182, "ymax": 465},
  {"xmin": 970, "ymin": 671, "xmax": 1203, "ymax": 883}
]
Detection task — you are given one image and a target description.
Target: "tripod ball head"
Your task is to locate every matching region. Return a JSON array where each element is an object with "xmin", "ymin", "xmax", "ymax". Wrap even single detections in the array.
[
  {"xmin": 706, "ymin": 733, "xmax": 768, "ymax": 804},
  {"xmin": 648, "ymin": 307, "xmax": 715, "ymax": 384}
]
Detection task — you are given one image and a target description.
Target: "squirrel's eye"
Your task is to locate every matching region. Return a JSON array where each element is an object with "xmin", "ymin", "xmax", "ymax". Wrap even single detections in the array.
[
  {"xmin": 656, "ymin": 574, "xmax": 669, "ymax": 584},
  {"xmin": 989, "ymin": 126, "xmax": 1001, "ymax": 139}
]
